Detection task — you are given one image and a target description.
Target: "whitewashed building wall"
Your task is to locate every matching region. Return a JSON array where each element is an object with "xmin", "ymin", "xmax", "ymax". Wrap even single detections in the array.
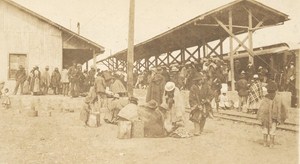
[{"xmin": 0, "ymin": 0, "xmax": 62, "ymax": 89}]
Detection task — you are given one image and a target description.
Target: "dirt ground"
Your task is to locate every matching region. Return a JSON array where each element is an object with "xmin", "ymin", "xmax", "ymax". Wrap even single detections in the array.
[{"xmin": 0, "ymin": 94, "xmax": 298, "ymax": 164}]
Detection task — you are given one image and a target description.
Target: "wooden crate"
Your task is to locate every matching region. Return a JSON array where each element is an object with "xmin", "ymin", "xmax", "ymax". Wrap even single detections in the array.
[{"xmin": 132, "ymin": 120, "xmax": 144, "ymax": 138}]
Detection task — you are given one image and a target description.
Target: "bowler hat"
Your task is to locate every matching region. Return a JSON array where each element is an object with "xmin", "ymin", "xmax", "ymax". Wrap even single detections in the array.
[
  {"xmin": 146, "ymin": 100, "xmax": 158, "ymax": 109},
  {"xmin": 128, "ymin": 96, "xmax": 138, "ymax": 103}
]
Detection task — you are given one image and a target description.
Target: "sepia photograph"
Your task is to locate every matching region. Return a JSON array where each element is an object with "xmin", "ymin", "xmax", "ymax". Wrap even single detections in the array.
[{"xmin": 0, "ymin": 0, "xmax": 299, "ymax": 163}]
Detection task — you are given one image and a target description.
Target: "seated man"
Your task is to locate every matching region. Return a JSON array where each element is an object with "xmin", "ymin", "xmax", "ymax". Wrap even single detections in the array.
[
  {"xmin": 138, "ymin": 100, "xmax": 166, "ymax": 138},
  {"xmin": 118, "ymin": 97, "xmax": 139, "ymax": 121}
]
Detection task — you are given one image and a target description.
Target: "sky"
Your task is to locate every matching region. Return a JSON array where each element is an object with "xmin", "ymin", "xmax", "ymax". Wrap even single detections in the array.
[{"xmin": 12, "ymin": 0, "xmax": 300, "ymax": 63}]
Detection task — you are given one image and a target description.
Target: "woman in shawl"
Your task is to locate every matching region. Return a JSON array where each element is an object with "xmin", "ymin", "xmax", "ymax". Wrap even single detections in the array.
[
  {"xmin": 247, "ymin": 74, "xmax": 263, "ymax": 114},
  {"xmin": 257, "ymin": 80, "xmax": 288, "ymax": 148}
]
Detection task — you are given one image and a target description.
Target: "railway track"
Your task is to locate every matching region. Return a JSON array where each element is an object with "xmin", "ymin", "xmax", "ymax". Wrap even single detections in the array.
[{"xmin": 186, "ymin": 109, "xmax": 298, "ymax": 133}]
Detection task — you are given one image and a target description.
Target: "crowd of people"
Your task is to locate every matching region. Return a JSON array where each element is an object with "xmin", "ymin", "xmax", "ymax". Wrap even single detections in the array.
[
  {"xmin": 0, "ymin": 56, "xmax": 294, "ymax": 147},
  {"xmin": 11, "ymin": 61, "xmax": 128, "ymax": 98}
]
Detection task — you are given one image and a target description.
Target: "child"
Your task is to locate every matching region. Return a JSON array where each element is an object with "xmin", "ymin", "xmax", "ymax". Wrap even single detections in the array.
[
  {"xmin": 2, "ymin": 88, "xmax": 11, "ymax": 109},
  {"xmin": 257, "ymin": 81, "xmax": 287, "ymax": 148},
  {"xmin": 219, "ymin": 90, "xmax": 233, "ymax": 110}
]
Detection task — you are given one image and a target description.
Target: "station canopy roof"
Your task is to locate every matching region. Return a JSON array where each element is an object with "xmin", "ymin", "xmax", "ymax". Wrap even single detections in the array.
[{"xmin": 102, "ymin": 0, "xmax": 289, "ymax": 62}]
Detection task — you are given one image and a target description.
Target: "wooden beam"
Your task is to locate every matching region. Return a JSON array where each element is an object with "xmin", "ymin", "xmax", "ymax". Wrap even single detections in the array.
[
  {"xmin": 248, "ymin": 9, "xmax": 254, "ymax": 63},
  {"xmin": 214, "ymin": 16, "xmax": 255, "ymax": 57},
  {"xmin": 229, "ymin": 10, "xmax": 235, "ymax": 91}
]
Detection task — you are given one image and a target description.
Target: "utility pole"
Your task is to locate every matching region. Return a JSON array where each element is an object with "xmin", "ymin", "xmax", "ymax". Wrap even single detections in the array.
[{"xmin": 127, "ymin": 0, "xmax": 135, "ymax": 97}]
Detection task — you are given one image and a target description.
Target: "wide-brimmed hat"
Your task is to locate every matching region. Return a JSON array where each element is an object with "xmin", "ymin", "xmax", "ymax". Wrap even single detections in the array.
[
  {"xmin": 128, "ymin": 96, "xmax": 138, "ymax": 103},
  {"xmin": 146, "ymin": 100, "xmax": 158, "ymax": 109},
  {"xmin": 165, "ymin": 82, "xmax": 176, "ymax": 92},
  {"xmin": 253, "ymin": 74, "xmax": 259, "ymax": 79}
]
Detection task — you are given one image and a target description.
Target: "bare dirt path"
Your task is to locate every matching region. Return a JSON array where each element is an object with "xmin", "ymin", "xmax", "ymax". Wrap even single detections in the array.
[{"xmin": 0, "ymin": 105, "xmax": 298, "ymax": 164}]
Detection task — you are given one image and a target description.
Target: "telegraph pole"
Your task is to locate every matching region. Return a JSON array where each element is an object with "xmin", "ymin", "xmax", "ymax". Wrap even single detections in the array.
[{"xmin": 127, "ymin": 0, "xmax": 135, "ymax": 96}]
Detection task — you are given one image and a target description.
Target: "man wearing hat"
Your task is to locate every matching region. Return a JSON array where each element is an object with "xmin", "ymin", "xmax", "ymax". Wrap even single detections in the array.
[
  {"xmin": 258, "ymin": 66, "xmax": 268, "ymax": 83},
  {"xmin": 257, "ymin": 80, "xmax": 287, "ymax": 148},
  {"xmin": 139, "ymin": 99, "xmax": 166, "ymax": 138},
  {"xmin": 13, "ymin": 65, "xmax": 27, "ymax": 95},
  {"xmin": 246, "ymin": 61, "xmax": 255, "ymax": 81},
  {"xmin": 88, "ymin": 65, "xmax": 96, "ymax": 86},
  {"xmin": 236, "ymin": 73, "xmax": 249, "ymax": 112},
  {"xmin": 189, "ymin": 72, "xmax": 214, "ymax": 136},
  {"xmin": 117, "ymin": 97, "xmax": 139, "ymax": 122},
  {"xmin": 68, "ymin": 62, "xmax": 82, "ymax": 97},
  {"xmin": 146, "ymin": 66, "xmax": 166, "ymax": 105}
]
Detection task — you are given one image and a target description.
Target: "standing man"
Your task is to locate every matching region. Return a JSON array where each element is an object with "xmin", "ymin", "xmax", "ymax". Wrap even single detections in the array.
[
  {"xmin": 236, "ymin": 73, "xmax": 249, "ymax": 112},
  {"xmin": 246, "ymin": 61, "xmax": 255, "ymax": 82},
  {"xmin": 257, "ymin": 81, "xmax": 287, "ymax": 148},
  {"xmin": 189, "ymin": 73, "xmax": 213, "ymax": 136},
  {"xmin": 88, "ymin": 66, "xmax": 96, "ymax": 87},
  {"xmin": 68, "ymin": 61, "xmax": 79, "ymax": 97},
  {"xmin": 146, "ymin": 67, "xmax": 166, "ymax": 105},
  {"xmin": 50, "ymin": 67, "xmax": 61, "ymax": 95},
  {"xmin": 13, "ymin": 65, "xmax": 27, "ymax": 95},
  {"xmin": 41, "ymin": 66, "xmax": 51, "ymax": 95}
]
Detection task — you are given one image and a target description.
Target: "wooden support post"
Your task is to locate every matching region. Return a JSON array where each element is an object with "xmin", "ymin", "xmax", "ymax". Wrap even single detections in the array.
[
  {"xmin": 220, "ymin": 39, "xmax": 223, "ymax": 57},
  {"xmin": 214, "ymin": 17, "xmax": 255, "ymax": 57},
  {"xmin": 202, "ymin": 40, "xmax": 207, "ymax": 58},
  {"xmin": 116, "ymin": 58, "xmax": 119, "ymax": 70},
  {"xmin": 127, "ymin": 0, "xmax": 135, "ymax": 97},
  {"xmin": 248, "ymin": 9, "xmax": 254, "ymax": 64},
  {"xmin": 93, "ymin": 49, "xmax": 96, "ymax": 68},
  {"xmin": 181, "ymin": 49, "xmax": 185, "ymax": 63},
  {"xmin": 229, "ymin": 10, "xmax": 235, "ymax": 91},
  {"xmin": 155, "ymin": 55, "xmax": 158, "ymax": 66},
  {"xmin": 198, "ymin": 45, "xmax": 201, "ymax": 59}
]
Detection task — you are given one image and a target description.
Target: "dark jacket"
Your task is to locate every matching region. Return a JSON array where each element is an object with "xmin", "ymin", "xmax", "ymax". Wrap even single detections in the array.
[{"xmin": 236, "ymin": 78, "xmax": 249, "ymax": 96}]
